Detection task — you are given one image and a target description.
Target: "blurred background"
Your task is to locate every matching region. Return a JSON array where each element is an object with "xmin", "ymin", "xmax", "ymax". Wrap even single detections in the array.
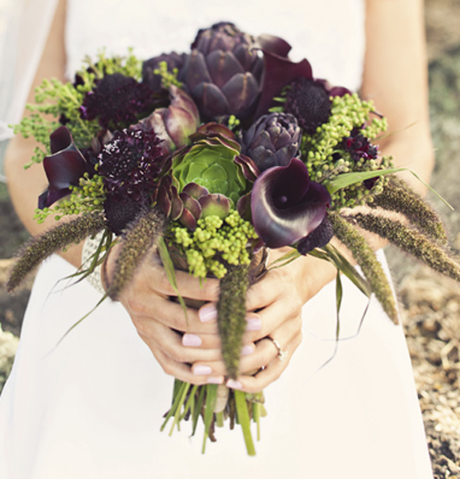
[{"xmin": 0, "ymin": 0, "xmax": 459, "ymax": 476}]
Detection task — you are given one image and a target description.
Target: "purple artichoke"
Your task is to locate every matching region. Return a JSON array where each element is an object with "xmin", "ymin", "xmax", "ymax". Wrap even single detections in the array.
[
  {"xmin": 179, "ymin": 22, "xmax": 264, "ymax": 122},
  {"xmin": 241, "ymin": 112, "xmax": 301, "ymax": 171},
  {"xmin": 251, "ymin": 158, "xmax": 331, "ymax": 249},
  {"xmin": 141, "ymin": 85, "xmax": 199, "ymax": 151}
]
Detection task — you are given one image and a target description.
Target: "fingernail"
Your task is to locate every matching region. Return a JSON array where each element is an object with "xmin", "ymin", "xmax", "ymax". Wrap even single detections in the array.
[
  {"xmin": 241, "ymin": 344, "xmax": 254, "ymax": 356},
  {"xmin": 207, "ymin": 376, "xmax": 224, "ymax": 384},
  {"xmin": 193, "ymin": 365, "xmax": 212, "ymax": 375},
  {"xmin": 246, "ymin": 316, "xmax": 262, "ymax": 331},
  {"xmin": 199, "ymin": 305, "xmax": 217, "ymax": 323},
  {"xmin": 226, "ymin": 379, "xmax": 243, "ymax": 390},
  {"xmin": 182, "ymin": 334, "xmax": 202, "ymax": 347}
]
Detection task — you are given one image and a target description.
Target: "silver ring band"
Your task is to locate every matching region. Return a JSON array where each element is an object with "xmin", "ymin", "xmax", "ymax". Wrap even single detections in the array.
[{"xmin": 267, "ymin": 337, "xmax": 288, "ymax": 361}]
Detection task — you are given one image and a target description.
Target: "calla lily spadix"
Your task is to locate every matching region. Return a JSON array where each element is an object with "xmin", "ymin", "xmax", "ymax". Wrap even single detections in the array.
[{"xmin": 251, "ymin": 158, "xmax": 331, "ymax": 248}]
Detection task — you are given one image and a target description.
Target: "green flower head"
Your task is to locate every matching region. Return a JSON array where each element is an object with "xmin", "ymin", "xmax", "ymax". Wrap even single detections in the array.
[{"xmin": 172, "ymin": 123, "xmax": 246, "ymax": 204}]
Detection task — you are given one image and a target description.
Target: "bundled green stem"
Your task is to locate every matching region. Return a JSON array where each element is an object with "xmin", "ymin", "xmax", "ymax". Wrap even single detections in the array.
[
  {"xmin": 369, "ymin": 177, "xmax": 448, "ymax": 244},
  {"xmin": 7, "ymin": 212, "xmax": 106, "ymax": 292},
  {"xmin": 347, "ymin": 212, "xmax": 460, "ymax": 283},
  {"xmin": 107, "ymin": 207, "xmax": 166, "ymax": 300},
  {"xmin": 217, "ymin": 263, "xmax": 250, "ymax": 379},
  {"xmin": 329, "ymin": 212, "xmax": 398, "ymax": 323}
]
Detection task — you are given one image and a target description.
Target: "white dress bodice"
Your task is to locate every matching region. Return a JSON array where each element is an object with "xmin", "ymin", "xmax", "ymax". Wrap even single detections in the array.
[{"xmin": 65, "ymin": 0, "xmax": 365, "ymax": 91}]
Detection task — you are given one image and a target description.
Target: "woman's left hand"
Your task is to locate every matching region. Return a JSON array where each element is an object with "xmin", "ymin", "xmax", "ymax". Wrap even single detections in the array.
[{"xmin": 191, "ymin": 249, "xmax": 337, "ymax": 393}]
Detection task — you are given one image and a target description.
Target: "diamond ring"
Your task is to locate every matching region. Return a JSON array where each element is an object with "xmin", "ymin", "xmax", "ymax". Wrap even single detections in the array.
[{"xmin": 267, "ymin": 337, "xmax": 288, "ymax": 361}]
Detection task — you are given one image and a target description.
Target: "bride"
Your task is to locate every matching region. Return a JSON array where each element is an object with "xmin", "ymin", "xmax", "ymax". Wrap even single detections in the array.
[{"xmin": 1, "ymin": 0, "xmax": 434, "ymax": 477}]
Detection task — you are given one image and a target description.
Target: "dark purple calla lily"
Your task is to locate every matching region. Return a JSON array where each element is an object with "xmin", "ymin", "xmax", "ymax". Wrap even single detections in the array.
[
  {"xmin": 39, "ymin": 126, "xmax": 90, "ymax": 209},
  {"xmin": 251, "ymin": 158, "xmax": 331, "ymax": 248},
  {"xmin": 255, "ymin": 50, "xmax": 313, "ymax": 118}
]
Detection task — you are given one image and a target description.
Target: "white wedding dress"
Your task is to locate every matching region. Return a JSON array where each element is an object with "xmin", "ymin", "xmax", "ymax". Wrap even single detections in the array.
[{"xmin": 0, "ymin": 1, "xmax": 434, "ymax": 478}]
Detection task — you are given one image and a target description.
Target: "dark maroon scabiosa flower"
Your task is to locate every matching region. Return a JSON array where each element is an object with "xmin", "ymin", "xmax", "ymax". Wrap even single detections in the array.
[
  {"xmin": 180, "ymin": 22, "xmax": 264, "ymax": 122},
  {"xmin": 251, "ymin": 158, "xmax": 331, "ymax": 248},
  {"xmin": 39, "ymin": 126, "xmax": 91, "ymax": 209},
  {"xmin": 284, "ymin": 78, "xmax": 332, "ymax": 134},
  {"xmin": 241, "ymin": 112, "xmax": 301, "ymax": 171},
  {"xmin": 341, "ymin": 128, "xmax": 379, "ymax": 190},
  {"xmin": 342, "ymin": 128, "xmax": 378, "ymax": 163},
  {"xmin": 97, "ymin": 128, "xmax": 171, "ymax": 234},
  {"xmin": 80, "ymin": 73, "xmax": 156, "ymax": 130}
]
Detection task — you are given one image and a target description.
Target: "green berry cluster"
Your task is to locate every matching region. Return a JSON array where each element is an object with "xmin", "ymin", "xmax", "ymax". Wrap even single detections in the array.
[
  {"xmin": 300, "ymin": 93, "xmax": 393, "ymax": 209},
  {"xmin": 34, "ymin": 173, "xmax": 105, "ymax": 224},
  {"xmin": 154, "ymin": 61, "xmax": 183, "ymax": 89},
  {"xmin": 13, "ymin": 50, "xmax": 142, "ymax": 168},
  {"xmin": 170, "ymin": 211, "xmax": 259, "ymax": 279}
]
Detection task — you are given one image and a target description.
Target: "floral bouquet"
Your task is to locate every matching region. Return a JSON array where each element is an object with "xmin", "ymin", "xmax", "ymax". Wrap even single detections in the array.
[{"xmin": 8, "ymin": 22, "xmax": 460, "ymax": 455}]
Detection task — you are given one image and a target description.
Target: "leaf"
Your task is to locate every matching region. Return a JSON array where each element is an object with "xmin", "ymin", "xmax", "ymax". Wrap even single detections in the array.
[
  {"xmin": 202, "ymin": 384, "xmax": 218, "ymax": 453},
  {"xmin": 324, "ymin": 168, "xmax": 405, "ymax": 195},
  {"xmin": 308, "ymin": 244, "xmax": 371, "ymax": 297},
  {"xmin": 157, "ymin": 237, "xmax": 188, "ymax": 321},
  {"xmin": 234, "ymin": 390, "xmax": 256, "ymax": 456},
  {"xmin": 325, "ymin": 167, "xmax": 454, "ymax": 210}
]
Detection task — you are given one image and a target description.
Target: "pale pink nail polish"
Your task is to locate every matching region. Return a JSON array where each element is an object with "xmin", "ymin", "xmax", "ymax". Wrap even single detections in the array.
[
  {"xmin": 193, "ymin": 365, "xmax": 212, "ymax": 375},
  {"xmin": 207, "ymin": 376, "xmax": 224, "ymax": 384},
  {"xmin": 182, "ymin": 334, "xmax": 202, "ymax": 347},
  {"xmin": 199, "ymin": 305, "xmax": 217, "ymax": 323},
  {"xmin": 227, "ymin": 379, "xmax": 243, "ymax": 390},
  {"xmin": 241, "ymin": 344, "xmax": 254, "ymax": 356},
  {"xmin": 246, "ymin": 317, "xmax": 262, "ymax": 331}
]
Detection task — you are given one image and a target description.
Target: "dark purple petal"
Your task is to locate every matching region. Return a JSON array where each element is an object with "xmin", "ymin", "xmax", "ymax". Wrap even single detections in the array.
[
  {"xmin": 221, "ymin": 72, "xmax": 259, "ymax": 118},
  {"xmin": 38, "ymin": 187, "xmax": 71, "ymax": 209},
  {"xmin": 50, "ymin": 126, "xmax": 73, "ymax": 154},
  {"xmin": 207, "ymin": 50, "xmax": 244, "ymax": 88},
  {"xmin": 183, "ymin": 51, "xmax": 212, "ymax": 91},
  {"xmin": 191, "ymin": 82, "xmax": 230, "ymax": 119},
  {"xmin": 255, "ymin": 50, "xmax": 313, "ymax": 118},
  {"xmin": 237, "ymin": 192, "xmax": 252, "ymax": 221},
  {"xmin": 256, "ymin": 34, "xmax": 292, "ymax": 57},
  {"xmin": 251, "ymin": 159, "xmax": 331, "ymax": 248}
]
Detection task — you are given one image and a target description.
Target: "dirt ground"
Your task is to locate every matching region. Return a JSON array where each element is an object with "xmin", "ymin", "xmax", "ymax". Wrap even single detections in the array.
[{"xmin": 1, "ymin": 1, "xmax": 460, "ymax": 476}]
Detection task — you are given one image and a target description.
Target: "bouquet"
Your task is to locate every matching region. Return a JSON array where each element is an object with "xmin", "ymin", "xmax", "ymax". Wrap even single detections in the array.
[{"xmin": 8, "ymin": 22, "xmax": 460, "ymax": 455}]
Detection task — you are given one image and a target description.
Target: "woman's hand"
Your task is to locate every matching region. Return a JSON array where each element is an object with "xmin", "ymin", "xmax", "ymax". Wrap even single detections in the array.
[{"xmin": 112, "ymin": 241, "xmax": 337, "ymax": 393}]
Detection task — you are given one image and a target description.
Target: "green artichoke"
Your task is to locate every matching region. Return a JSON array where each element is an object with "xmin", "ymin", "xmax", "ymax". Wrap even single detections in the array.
[{"xmin": 172, "ymin": 124, "xmax": 246, "ymax": 204}]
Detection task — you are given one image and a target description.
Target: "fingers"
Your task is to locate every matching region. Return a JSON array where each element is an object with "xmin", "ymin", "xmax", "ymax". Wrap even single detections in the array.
[
  {"xmin": 141, "ymin": 253, "xmax": 220, "ymax": 302},
  {"xmin": 226, "ymin": 333, "xmax": 303, "ymax": 393}
]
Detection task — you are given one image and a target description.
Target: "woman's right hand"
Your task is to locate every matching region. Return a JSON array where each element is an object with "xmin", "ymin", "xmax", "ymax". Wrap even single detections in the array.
[{"xmin": 105, "ymin": 243, "xmax": 229, "ymax": 385}]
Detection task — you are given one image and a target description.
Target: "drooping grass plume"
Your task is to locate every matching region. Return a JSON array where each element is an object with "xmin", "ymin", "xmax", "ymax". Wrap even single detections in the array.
[
  {"xmin": 329, "ymin": 212, "xmax": 399, "ymax": 323},
  {"xmin": 368, "ymin": 176, "xmax": 448, "ymax": 244},
  {"xmin": 348, "ymin": 212, "xmax": 460, "ymax": 283},
  {"xmin": 106, "ymin": 206, "xmax": 166, "ymax": 300},
  {"xmin": 7, "ymin": 212, "xmax": 106, "ymax": 292},
  {"xmin": 217, "ymin": 263, "xmax": 250, "ymax": 379}
]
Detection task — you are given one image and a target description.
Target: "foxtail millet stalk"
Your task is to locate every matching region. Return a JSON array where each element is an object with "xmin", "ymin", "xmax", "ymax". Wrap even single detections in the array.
[
  {"xmin": 106, "ymin": 206, "xmax": 166, "ymax": 300},
  {"xmin": 217, "ymin": 263, "xmax": 250, "ymax": 379},
  {"xmin": 329, "ymin": 212, "xmax": 399, "ymax": 323},
  {"xmin": 7, "ymin": 211, "xmax": 106, "ymax": 292},
  {"xmin": 347, "ymin": 212, "xmax": 460, "ymax": 282},
  {"xmin": 368, "ymin": 177, "xmax": 448, "ymax": 244}
]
